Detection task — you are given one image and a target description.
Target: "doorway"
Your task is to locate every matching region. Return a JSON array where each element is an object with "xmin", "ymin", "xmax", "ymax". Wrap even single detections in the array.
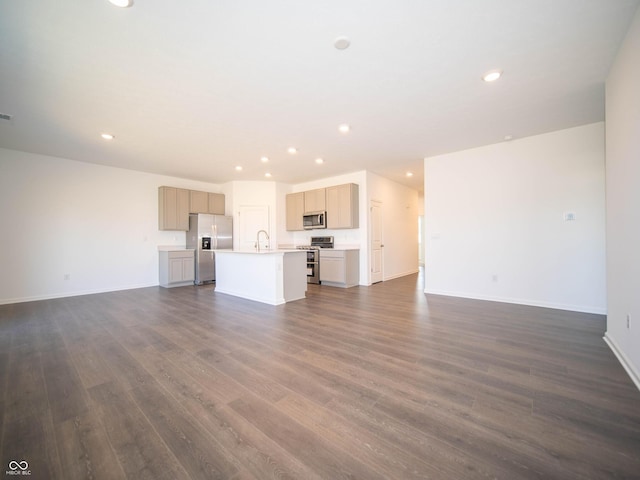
[
  {"xmin": 370, "ymin": 200, "xmax": 383, "ymax": 284},
  {"xmin": 418, "ymin": 215, "xmax": 424, "ymax": 267}
]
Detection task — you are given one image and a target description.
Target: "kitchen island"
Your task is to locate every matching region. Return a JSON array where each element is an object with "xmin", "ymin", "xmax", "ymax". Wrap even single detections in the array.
[{"xmin": 214, "ymin": 249, "xmax": 307, "ymax": 305}]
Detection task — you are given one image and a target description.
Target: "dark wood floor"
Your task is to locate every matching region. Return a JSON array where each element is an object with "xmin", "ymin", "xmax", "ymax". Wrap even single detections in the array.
[{"xmin": 1, "ymin": 272, "xmax": 639, "ymax": 479}]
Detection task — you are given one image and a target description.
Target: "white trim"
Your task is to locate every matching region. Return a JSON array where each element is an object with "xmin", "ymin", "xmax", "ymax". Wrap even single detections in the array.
[
  {"xmin": 0, "ymin": 282, "xmax": 160, "ymax": 305},
  {"xmin": 384, "ymin": 269, "xmax": 420, "ymax": 281},
  {"xmin": 604, "ymin": 332, "xmax": 640, "ymax": 392},
  {"xmin": 423, "ymin": 288, "xmax": 607, "ymax": 315}
]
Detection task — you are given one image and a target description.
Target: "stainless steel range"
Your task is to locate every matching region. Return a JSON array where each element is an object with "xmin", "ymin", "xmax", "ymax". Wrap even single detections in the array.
[{"xmin": 296, "ymin": 236, "xmax": 334, "ymax": 284}]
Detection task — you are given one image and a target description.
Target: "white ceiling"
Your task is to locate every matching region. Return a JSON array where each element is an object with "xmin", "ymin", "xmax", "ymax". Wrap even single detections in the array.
[{"xmin": 1, "ymin": 0, "xmax": 638, "ymax": 192}]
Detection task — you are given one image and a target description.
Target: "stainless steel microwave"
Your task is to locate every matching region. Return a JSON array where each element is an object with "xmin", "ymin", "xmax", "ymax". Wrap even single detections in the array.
[{"xmin": 303, "ymin": 211, "xmax": 326, "ymax": 229}]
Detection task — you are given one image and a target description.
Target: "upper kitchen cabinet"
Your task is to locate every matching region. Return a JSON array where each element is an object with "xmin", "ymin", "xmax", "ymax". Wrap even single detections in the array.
[
  {"xmin": 190, "ymin": 190, "xmax": 225, "ymax": 215},
  {"xmin": 327, "ymin": 183, "xmax": 359, "ymax": 229},
  {"xmin": 286, "ymin": 192, "xmax": 305, "ymax": 231},
  {"xmin": 158, "ymin": 186, "xmax": 190, "ymax": 231},
  {"xmin": 189, "ymin": 190, "xmax": 208, "ymax": 213},
  {"xmin": 208, "ymin": 192, "xmax": 225, "ymax": 215},
  {"xmin": 304, "ymin": 188, "xmax": 326, "ymax": 213}
]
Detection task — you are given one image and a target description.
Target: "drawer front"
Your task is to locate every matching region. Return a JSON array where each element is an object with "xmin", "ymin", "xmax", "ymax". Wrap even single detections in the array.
[{"xmin": 319, "ymin": 249, "xmax": 345, "ymax": 259}]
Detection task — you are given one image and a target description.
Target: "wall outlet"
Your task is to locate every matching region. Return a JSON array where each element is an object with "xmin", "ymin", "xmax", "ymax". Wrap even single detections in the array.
[
  {"xmin": 492, "ymin": 274, "xmax": 498, "ymax": 282},
  {"xmin": 63, "ymin": 273, "xmax": 70, "ymax": 281},
  {"xmin": 627, "ymin": 314, "xmax": 631, "ymax": 329}
]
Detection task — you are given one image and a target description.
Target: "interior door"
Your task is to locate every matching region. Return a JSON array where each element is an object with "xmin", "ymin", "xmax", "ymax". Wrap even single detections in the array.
[
  {"xmin": 370, "ymin": 200, "xmax": 383, "ymax": 284},
  {"xmin": 238, "ymin": 205, "xmax": 270, "ymax": 250}
]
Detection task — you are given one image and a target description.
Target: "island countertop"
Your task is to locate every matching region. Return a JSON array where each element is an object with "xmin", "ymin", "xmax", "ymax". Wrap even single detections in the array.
[
  {"xmin": 214, "ymin": 249, "xmax": 302, "ymax": 255},
  {"xmin": 214, "ymin": 249, "xmax": 307, "ymax": 305}
]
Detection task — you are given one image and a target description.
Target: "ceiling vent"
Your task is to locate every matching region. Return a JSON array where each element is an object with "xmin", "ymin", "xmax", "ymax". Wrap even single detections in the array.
[{"xmin": 0, "ymin": 113, "xmax": 13, "ymax": 122}]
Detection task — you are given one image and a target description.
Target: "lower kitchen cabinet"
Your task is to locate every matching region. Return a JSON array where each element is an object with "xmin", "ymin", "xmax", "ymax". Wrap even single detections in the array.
[
  {"xmin": 319, "ymin": 249, "xmax": 359, "ymax": 288},
  {"xmin": 159, "ymin": 249, "xmax": 195, "ymax": 288}
]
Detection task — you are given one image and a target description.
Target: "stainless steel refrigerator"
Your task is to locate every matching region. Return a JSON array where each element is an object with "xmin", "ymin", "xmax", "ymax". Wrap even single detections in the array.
[{"xmin": 186, "ymin": 214, "xmax": 233, "ymax": 285}]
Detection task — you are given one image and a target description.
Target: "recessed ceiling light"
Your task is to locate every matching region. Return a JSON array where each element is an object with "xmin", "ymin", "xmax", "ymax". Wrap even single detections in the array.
[
  {"xmin": 287, "ymin": 147, "xmax": 297, "ymax": 154},
  {"xmin": 482, "ymin": 70, "xmax": 502, "ymax": 82},
  {"xmin": 315, "ymin": 158, "xmax": 324, "ymax": 164},
  {"xmin": 101, "ymin": 133, "xmax": 114, "ymax": 140},
  {"xmin": 338, "ymin": 124, "xmax": 350, "ymax": 134},
  {"xmin": 334, "ymin": 36, "xmax": 351, "ymax": 50},
  {"xmin": 406, "ymin": 172, "xmax": 413, "ymax": 177},
  {"xmin": 265, "ymin": 172, "xmax": 272, "ymax": 178},
  {"xmin": 108, "ymin": 0, "xmax": 134, "ymax": 7},
  {"xmin": 235, "ymin": 165, "xmax": 243, "ymax": 171},
  {"xmin": 260, "ymin": 156, "xmax": 269, "ymax": 163}
]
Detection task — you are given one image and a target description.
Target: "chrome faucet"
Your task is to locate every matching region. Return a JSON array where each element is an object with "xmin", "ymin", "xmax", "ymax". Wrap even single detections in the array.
[{"xmin": 255, "ymin": 229, "xmax": 270, "ymax": 252}]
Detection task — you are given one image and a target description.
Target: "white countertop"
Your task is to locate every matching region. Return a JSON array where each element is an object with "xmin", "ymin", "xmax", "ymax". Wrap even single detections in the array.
[
  {"xmin": 215, "ymin": 249, "xmax": 304, "ymax": 255},
  {"xmin": 278, "ymin": 242, "xmax": 360, "ymax": 251},
  {"xmin": 157, "ymin": 245, "xmax": 194, "ymax": 252}
]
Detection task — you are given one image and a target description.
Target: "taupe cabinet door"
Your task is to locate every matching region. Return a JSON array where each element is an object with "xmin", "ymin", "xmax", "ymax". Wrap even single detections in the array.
[
  {"xmin": 159, "ymin": 186, "xmax": 189, "ymax": 231},
  {"xmin": 327, "ymin": 183, "xmax": 359, "ymax": 229},
  {"xmin": 304, "ymin": 188, "xmax": 326, "ymax": 212},
  {"xmin": 286, "ymin": 192, "xmax": 305, "ymax": 231}
]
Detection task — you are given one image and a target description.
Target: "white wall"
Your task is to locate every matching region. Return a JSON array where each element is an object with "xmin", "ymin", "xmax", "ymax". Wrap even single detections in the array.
[
  {"xmin": 0, "ymin": 148, "xmax": 222, "ymax": 304},
  {"xmin": 604, "ymin": 6, "xmax": 640, "ymax": 389},
  {"xmin": 424, "ymin": 123, "xmax": 606, "ymax": 314},
  {"xmin": 368, "ymin": 172, "xmax": 420, "ymax": 281},
  {"xmin": 225, "ymin": 181, "xmax": 278, "ymax": 250},
  {"xmin": 418, "ymin": 193, "xmax": 425, "ymax": 266}
]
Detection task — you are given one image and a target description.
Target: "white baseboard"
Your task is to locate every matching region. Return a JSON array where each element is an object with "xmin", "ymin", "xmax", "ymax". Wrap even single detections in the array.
[
  {"xmin": 384, "ymin": 269, "xmax": 419, "ymax": 281},
  {"xmin": 423, "ymin": 288, "xmax": 606, "ymax": 315},
  {"xmin": 359, "ymin": 269, "xmax": 419, "ymax": 286},
  {"xmin": 604, "ymin": 332, "xmax": 640, "ymax": 392},
  {"xmin": 0, "ymin": 282, "xmax": 160, "ymax": 306}
]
